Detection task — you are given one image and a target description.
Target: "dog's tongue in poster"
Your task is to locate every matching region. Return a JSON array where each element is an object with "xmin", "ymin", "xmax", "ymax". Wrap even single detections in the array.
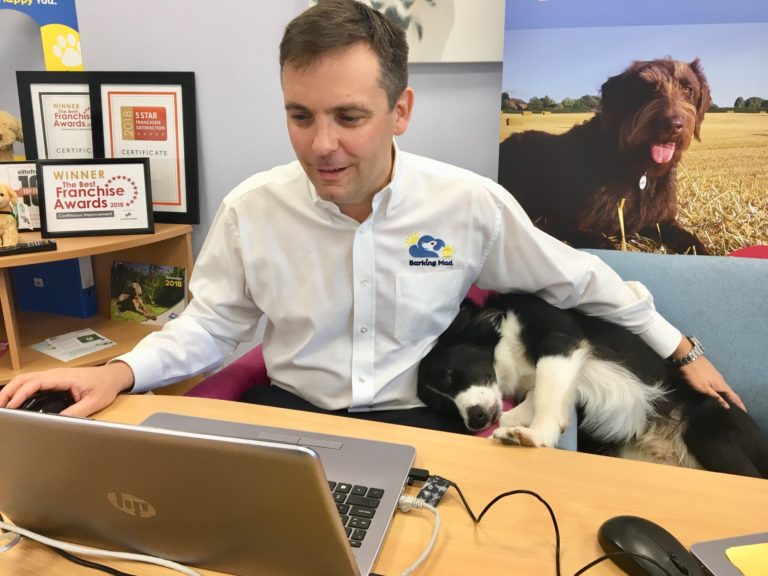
[{"xmin": 651, "ymin": 142, "xmax": 676, "ymax": 163}]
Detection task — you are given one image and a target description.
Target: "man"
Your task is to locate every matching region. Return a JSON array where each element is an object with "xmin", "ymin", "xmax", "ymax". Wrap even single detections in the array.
[{"xmin": 0, "ymin": 0, "xmax": 743, "ymax": 427}]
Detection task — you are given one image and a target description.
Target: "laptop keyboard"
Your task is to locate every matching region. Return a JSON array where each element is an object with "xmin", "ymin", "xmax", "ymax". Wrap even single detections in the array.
[{"xmin": 328, "ymin": 481, "xmax": 385, "ymax": 548}]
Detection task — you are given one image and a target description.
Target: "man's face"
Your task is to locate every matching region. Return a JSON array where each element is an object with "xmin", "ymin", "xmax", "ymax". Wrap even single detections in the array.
[{"xmin": 282, "ymin": 43, "xmax": 413, "ymax": 220}]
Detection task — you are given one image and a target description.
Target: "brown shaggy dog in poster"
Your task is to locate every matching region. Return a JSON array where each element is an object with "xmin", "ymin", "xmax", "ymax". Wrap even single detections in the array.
[{"xmin": 498, "ymin": 58, "xmax": 712, "ymax": 254}]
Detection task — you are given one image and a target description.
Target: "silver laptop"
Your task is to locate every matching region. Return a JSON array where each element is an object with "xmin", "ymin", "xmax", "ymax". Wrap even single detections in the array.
[
  {"xmin": 0, "ymin": 408, "xmax": 416, "ymax": 576},
  {"xmin": 690, "ymin": 532, "xmax": 768, "ymax": 576}
]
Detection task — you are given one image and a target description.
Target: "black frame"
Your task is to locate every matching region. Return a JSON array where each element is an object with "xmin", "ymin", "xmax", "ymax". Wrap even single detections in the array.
[
  {"xmin": 16, "ymin": 71, "xmax": 93, "ymax": 161},
  {"xmin": 89, "ymin": 72, "xmax": 199, "ymax": 224},
  {"xmin": 37, "ymin": 158, "xmax": 154, "ymax": 238}
]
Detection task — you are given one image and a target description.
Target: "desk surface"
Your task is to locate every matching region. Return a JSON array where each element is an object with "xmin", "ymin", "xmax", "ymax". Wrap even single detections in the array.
[{"xmin": 1, "ymin": 395, "xmax": 765, "ymax": 576}]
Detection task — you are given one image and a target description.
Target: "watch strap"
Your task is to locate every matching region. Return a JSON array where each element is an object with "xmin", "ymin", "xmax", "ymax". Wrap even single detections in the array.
[{"xmin": 671, "ymin": 336, "xmax": 704, "ymax": 368}]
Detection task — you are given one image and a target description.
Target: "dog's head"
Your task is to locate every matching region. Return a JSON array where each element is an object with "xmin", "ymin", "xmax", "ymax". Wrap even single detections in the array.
[
  {"xmin": 126, "ymin": 282, "xmax": 142, "ymax": 298},
  {"xmin": 0, "ymin": 184, "xmax": 18, "ymax": 211},
  {"xmin": 418, "ymin": 300, "xmax": 505, "ymax": 431},
  {"xmin": 599, "ymin": 57, "xmax": 711, "ymax": 174}
]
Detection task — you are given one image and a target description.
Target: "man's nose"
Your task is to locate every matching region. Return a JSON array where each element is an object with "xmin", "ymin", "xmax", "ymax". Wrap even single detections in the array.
[{"xmin": 312, "ymin": 120, "xmax": 339, "ymax": 155}]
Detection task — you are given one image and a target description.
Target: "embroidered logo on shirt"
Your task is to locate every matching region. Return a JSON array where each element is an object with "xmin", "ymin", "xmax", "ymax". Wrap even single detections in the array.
[{"xmin": 406, "ymin": 233, "xmax": 454, "ymax": 267}]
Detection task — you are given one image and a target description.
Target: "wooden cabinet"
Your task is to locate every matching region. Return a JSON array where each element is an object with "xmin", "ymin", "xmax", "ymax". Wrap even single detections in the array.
[{"xmin": 0, "ymin": 224, "xmax": 193, "ymax": 384}]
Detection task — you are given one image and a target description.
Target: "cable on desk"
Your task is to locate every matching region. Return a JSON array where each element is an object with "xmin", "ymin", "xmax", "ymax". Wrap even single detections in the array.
[
  {"xmin": 52, "ymin": 547, "xmax": 138, "ymax": 576},
  {"xmin": 396, "ymin": 495, "xmax": 441, "ymax": 576},
  {"xmin": 444, "ymin": 480, "xmax": 674, "ymax": 576},
  {"xmin": 0, "ymin": 520, "xmax": 201, "ymax": 576}
]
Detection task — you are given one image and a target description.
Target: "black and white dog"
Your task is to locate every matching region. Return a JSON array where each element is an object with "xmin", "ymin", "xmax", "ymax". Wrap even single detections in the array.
[{"xmin": 418, "ymin": 293, "xmax": 768, "ymax": 478}]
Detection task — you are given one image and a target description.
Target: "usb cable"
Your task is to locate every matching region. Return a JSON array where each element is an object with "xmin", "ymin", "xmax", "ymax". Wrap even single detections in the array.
[{"xmin": 396, "ymin": 495, "xmax": 441, "ymax": 576}]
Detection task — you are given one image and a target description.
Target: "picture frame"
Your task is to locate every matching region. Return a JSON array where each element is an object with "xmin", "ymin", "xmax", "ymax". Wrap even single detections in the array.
[
  {"xmin": 16, "ymin": 71, "xmax": 94, "ymax": 161},
  {"xmin": 37, "ymin": 158, "xmax": 154, "ymax": 237},
  {"xmin": 0, "ymin": 161, "xmax": 40, "ymax": 231},
  {"xmin": 89, "ymin": 72, "xmax": 199, "ymax": 224}
]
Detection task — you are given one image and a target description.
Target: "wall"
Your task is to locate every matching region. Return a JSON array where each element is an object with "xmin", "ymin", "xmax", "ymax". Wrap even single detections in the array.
[{"xmin": 65, "ymin": 0, "xmax": 501, "ymax": 254}]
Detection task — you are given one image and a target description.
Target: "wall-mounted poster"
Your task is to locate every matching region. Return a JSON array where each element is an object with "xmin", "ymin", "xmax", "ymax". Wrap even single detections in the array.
[
  {"xmin": 310, "ymin": 0, "xmax": 505, "ymax": 63},
  {"xmin": 498, "ymin": 0, "xmax": 768, "ymax": 256},
  {"xmin": 0, "ymin": 0, "xmax": 83, "ymax": 71}
]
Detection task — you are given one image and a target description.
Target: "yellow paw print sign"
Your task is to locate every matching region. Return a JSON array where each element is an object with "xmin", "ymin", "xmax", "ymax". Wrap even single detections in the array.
[{"xmin": 1, "ymin": 0, "xmax": 84, "ymax": 71}]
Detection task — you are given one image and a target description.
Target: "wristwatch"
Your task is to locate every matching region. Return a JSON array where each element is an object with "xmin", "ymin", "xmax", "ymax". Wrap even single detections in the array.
[{"xmin": 671, "ymin": 336, "xmax": 704, "ymax": 367}]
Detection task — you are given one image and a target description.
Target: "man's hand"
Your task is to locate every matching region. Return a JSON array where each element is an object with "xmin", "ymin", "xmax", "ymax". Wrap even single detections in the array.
[
  {"xmin": 0, "ymin": 362, "xmax": 135, "ymax": 417},
  {"xmin": 680, "ymin": 356, "xmax": 746, "ymax": 412}
]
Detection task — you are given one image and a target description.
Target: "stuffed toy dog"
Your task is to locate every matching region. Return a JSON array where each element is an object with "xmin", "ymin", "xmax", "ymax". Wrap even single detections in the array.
[
  {"xmin": 0, "ymin": 111, "xmax": 24, "ymax": 162},
  {"xmin": 0, "ymin": 184, "xmax": 19, "ymax": 246}
]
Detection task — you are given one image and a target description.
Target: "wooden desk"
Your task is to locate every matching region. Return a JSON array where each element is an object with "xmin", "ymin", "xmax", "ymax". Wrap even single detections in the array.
[{"xmin": 1, "ymin": 395, "xmax": 765, "ymax": 575}]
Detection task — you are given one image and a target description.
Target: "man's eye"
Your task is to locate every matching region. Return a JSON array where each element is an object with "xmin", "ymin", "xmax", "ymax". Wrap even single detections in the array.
[
  {"xmin": 289, "ymin": 113, "xmax": 310, "ymax": 123},
  {"xmin": 339, "ymin": 115, "xmax": 362, "ymax": 124}
]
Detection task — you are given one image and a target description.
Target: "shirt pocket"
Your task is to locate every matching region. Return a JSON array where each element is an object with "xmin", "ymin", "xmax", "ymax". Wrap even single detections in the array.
[{"xmin": 395, "ymin": 270, "xmax": 464, "ymax": 343}]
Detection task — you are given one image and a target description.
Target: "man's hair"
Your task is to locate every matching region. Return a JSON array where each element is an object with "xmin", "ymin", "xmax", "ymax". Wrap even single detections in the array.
[{"xmin": 279, "ymin": 0, "xmax": 409, "ymax": 110}]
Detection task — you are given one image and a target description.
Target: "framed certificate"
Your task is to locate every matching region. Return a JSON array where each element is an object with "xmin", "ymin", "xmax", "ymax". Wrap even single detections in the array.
[
  {"xmin": 0, "ymin": 161, "xmax": 40, "ymax": 230},
  {"xmin": 90, "ymin": 72, "xmax": 199, "ymax": 224},
  {"xmin": 37, "ymin": 158, "xmax": 154, "ymax": 237},
  {"xmin": 16, "ymin": 71, "xmax": 94, "ymax": 160}
]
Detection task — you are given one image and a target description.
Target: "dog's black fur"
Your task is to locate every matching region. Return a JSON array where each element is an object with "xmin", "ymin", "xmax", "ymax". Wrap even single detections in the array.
[
  {"xmin": 418, "ymin": 294, "xmax": 768, "ymax": 478},
  {"xmin": 498, "ymin": 58, "xmax": 711, "ymax": 254}
]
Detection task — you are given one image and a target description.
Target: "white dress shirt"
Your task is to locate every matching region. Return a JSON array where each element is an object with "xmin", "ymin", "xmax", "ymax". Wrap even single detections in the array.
[{"xmin": 121, "ymin": 145, "xmax": 681, "ymax": 410}]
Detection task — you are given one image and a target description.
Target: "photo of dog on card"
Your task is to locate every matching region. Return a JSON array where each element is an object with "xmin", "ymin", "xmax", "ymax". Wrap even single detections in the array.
[
  {"xmin": 417, "ymin": 294, "xmax": 768, "ymax": 478},
  {"xmin": 110, "ymin": 261, "xmax": 186, "ymax": 326}
]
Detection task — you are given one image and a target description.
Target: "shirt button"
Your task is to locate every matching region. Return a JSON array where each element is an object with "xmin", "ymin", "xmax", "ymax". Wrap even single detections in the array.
[
  {"xmin": 360, "ymin": 326, "xmax": 368, "ymax": 333},
  {"xmin": 358, "ymin": 376, "xmax": 365, "ymax": 383},
  {"xmin": 360, "ymin": 280, "xmax": 369, "ymax": 287}
]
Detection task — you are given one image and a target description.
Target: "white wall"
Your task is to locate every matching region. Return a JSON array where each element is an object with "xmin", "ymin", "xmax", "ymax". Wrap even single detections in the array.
[{"xmin": 2, "ymin": 0, "xmax": 502, "ymax": 253}]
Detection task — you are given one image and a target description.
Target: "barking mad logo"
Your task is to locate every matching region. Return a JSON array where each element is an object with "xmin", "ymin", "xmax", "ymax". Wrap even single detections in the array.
[{"xmin": 407, "ymin": 233, "xmax": 454, "ymax": 267}]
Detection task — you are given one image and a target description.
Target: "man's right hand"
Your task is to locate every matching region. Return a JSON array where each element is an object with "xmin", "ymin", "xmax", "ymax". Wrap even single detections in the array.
[{"xmin": 0, "ymin": 362, "xmax": 135, "ymax": 417}]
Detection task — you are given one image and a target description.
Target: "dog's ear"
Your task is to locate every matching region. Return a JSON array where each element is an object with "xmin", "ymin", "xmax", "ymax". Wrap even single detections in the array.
[
  {"xmin": 689, "ymin": 58, "xmax": 711, "ymax": 141},
  {"xmin": 598, "ymin": 70, "xmax": 629, "ymax": 137}
]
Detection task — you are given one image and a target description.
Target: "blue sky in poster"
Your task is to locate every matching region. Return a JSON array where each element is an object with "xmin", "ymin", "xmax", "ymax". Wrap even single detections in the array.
[{"xmin": 502, "ymin": 0, "xmax": 768, "ymax": 107}]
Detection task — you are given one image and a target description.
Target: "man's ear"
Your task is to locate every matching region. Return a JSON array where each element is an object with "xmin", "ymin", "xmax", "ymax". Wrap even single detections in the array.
[{"xmin": 393, "ymin": 87, "xmax": 414, "ymax": 136}]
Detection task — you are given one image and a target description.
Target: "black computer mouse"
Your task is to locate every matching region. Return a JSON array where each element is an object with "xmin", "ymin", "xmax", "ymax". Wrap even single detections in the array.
[
  {"xmin": 17, "ymin": 390, "xmax": 75, "ymax": 414},
  {"xmin": 598, "ymin": 515, "xmax": 704, "ymax": 576}
]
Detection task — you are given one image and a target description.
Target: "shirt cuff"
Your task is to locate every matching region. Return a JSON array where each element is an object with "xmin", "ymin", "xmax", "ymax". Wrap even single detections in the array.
[
  {"xmin": 638, "ymin": 313, "xmax": 682, "ymax": 359},
  {"xmin": 109, "ymin": 350, "xmax": 163, "ymax": 394}
]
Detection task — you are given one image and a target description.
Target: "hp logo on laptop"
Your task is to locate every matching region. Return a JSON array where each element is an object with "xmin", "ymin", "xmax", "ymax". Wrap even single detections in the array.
[{"xmin": 107, "ymin": 492, "xmax": 156, "ymax": 518}]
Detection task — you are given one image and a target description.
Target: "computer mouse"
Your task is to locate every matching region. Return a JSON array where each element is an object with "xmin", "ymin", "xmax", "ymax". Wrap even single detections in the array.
[
  {"xmin": 17, "ymin": 390, "xmax": 75, "ymax": 414},
  {"xmin": 597, "ymin": 515, "xmax": 704, "ymax": 576}
]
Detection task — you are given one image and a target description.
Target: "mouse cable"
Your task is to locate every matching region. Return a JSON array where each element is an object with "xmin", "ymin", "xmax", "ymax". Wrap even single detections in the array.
[
  {"xmin": 396, "ymin": 495, "xmax": 441, "ymax": 576},
  {"xmin": 444, "ymin": 480, "xmax": 674, "ymax": 576},
  {"xmin": 0, "ymin": 520, "xmax": 202, "ymax": 576}
]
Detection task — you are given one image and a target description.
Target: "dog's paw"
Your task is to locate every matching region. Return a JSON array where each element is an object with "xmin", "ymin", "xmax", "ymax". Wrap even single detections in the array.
[
  {"xmin": 492, "ymin": 426, "xmax": 556, "ymax": 448},
  {"xmin": 498, "ymin": 405, "xmax": 533, "ymax": 428}
]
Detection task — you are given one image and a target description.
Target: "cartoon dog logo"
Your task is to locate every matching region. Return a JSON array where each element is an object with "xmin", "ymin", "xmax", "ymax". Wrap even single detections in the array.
[{"xmin": 409, "ymin": 234, "xmax": 446, "ymax": 258}]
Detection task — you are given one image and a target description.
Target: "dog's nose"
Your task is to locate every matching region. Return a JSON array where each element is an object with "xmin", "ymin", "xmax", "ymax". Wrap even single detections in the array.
[
  {"xmin": 667, "ymin": 116, "xmax": 684, "ymax": 134},
  {"xmin": 467, "ymin": 406, "xmax": 490, "ymax": 430}
]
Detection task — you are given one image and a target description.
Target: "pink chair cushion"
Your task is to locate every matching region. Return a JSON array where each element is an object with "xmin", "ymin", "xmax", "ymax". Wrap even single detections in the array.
[
  {"xmin": 185, "ymin": 345, "xmax": 269, "ymax": 400},
  {"xmin": 729, "ymin": 245, "xmax": 768, "ymax": 259}
]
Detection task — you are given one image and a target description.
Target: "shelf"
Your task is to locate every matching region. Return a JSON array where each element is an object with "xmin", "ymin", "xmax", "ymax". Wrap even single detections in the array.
[
  {"xmin": 0, "ymin": 224, "xmax": 193, "ymax": 268},
  {"xmin": 0, "ymin": 224, "xmax": 194, "ymax": 381},
  {"xmin": 0, "ymin": 312, "xmax": 161, "ymax": 383}
]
